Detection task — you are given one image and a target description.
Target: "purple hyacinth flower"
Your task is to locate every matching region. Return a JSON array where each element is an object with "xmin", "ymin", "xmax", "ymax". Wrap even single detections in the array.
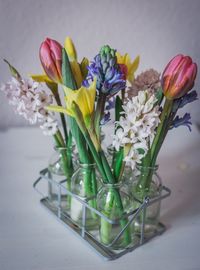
[
  {"xmin": 170, "ymin": 113, "xmax": 192, "ymax": 132},
  {"xmin": 83, "ymin": 45, "xmax": 126, "ymax": 96}
]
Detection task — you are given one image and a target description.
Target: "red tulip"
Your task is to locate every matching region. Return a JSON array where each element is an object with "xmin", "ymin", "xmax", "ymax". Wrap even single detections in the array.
[
  {"xmin": 161, "ymin": 54, "xmax": 197, "ymax": 100},
  {"xmin": 39, "ymin": 38, "xmax": 62, "ymax": 83}
]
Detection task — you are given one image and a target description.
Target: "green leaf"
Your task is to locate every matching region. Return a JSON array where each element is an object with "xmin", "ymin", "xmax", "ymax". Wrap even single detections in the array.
[
  {"xmin": 4, "ymin": 59, "xmax": 21, "ymax": 80},
  {"xmin": 62, "ymin": 49, "xmax": 77, "ymax": 89},
  {"xmin": 155, "ymin": 88, "xmax": 164, "ymax": 106},
  {"xmin": 46, "ymin": 81, "xmax": 58, "ymax": 94},
  {"xmin": 113, "ymin": 148, "xmax": 124, "ymax": 180},
  {"xmin": 113, "ymin": 96, "xmax": 125, "ymax": 180},
  {"xmin": 115, "ymin": 95, "xmax": 124, "ymax": 123}
]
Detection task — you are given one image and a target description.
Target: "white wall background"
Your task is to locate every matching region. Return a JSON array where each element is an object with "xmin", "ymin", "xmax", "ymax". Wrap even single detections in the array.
[{"xmin": 0, "ymin": 0, "xmax": 200, "ymax": 130}]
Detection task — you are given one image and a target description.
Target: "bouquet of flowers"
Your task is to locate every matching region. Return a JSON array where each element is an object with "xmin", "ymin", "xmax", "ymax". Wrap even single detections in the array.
[{"xmin": 1, "ymin": 37, "xmax": 198, "ymax": 251}]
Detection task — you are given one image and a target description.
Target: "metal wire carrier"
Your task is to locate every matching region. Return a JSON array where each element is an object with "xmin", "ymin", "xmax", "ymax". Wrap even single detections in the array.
[{"xmin": 33, "ymin": 168, "xmax": 171, "ymax": 260}]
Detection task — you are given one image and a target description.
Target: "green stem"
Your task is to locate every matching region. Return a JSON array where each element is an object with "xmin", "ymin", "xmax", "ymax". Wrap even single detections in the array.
[
  {"xmin": 56, "ymin": 129, "xmax": 65, "ymax": 147},
  {"xmin": 83, "ymin": 167, "xmax": 98, "ymax": 219},
  {"xmin": 46, "ymin": 82, "xmax": 68, "ymax": 144},
  {"xmin": 72, "ymin": 104, "xmax": 107, "ymax": 181},
  {"xmin": 53, "ymin": 130, "xmax": 73, "ymax": 208},
  {"xmin": 151, "ymin": 99, "xmax": 173, "ymax": 165},
  {"xmin": 136, "ymin": 148, "xmax": 151, "ymax": 192},
  {"xmin": 55, "ymin": 93, "xmax": 68, "ymax": 144},
  {"xmin": 100, "ymin": 151, "xmax": 115, "ymax": 184},
  {"xmin": 136, "ymin": 99, "xmax": 173, "ymax": 192},
  {"xmin": 100, "ymin": 191, "xmax": 115, "ymax": 244},
  {"xmin": 100, "ymin": 187, "xmax": 131, "ymax": 246},
  {"xmin": 94, "ymin": 94, "xmax": 107, "ymax": 140},
  {"xmin": 118, "ymin": 160, "xmax": 125, "ymax": 182},
  {"xmin": 72, "ymin": 98, "xmax": 131, "ymax": 245}
]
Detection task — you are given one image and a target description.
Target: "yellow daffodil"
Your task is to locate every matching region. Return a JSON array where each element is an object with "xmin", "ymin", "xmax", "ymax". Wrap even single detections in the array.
[
  {"xmin": 116, "ymin": 52, "xmax": 140, "ymax": 82},
  {"xmin": 64, "ymin": 36, "xmax": 83, "ymax": 88},
  {"xmin": 30, "ymin": 74, "xmax": 53, "ymax": 83},
  {"xmin": 80, "ymin": 57, "xmax": 89, "ymax": 79},
  {"xmin": 47, "ymin": 80, "xmax": 96, "ymax": 128},
  {"xmin": 64, "ymin": 37, "xmax": 77, "ymax": 61}
]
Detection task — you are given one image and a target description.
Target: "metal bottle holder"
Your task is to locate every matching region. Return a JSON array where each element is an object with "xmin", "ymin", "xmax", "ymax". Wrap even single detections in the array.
[{"xmin": 33, "ymin": 168, "xmax": 171, "ymax": 260}]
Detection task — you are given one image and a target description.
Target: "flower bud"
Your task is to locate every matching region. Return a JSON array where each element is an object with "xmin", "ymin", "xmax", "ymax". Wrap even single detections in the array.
[
  {"xmin": 39, "ymin": 38, "xmax": 62, "ymax": 83},
  {"xmin": 161, "ymin": 54, "xmax": 197, "ymax": 100},
  {"xmin": 64, "ymin": 37, "xmax": 77, "ymax": 61}
]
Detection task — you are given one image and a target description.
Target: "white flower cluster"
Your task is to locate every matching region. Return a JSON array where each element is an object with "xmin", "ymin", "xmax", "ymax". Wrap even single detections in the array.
[
  {"xmin": 40, "ymin": 115, "xmax": 58, "ymax": 136},
  {"xmin": 113, "ymin": 90, "xmax": 160, "ymax": 169},
  {"xmin": 1, "ymin": 77, "xmax": 58, "ymax": 136}
]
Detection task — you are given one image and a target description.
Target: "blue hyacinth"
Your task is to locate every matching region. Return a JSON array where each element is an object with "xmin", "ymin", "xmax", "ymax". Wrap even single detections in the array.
[
  {"xmin": 170, "ymin": 113, "xmax": 192, "ymax": 132},
  {"xmin": 83, "ymin": 45, "xmax": 126, "ymax": 96},
  {"xmin": 173, "ymin": 90, "xmax": 198, "ymax": 112},
  {"xmin": 100, "ymin": 97, "xmax": 116, "ymax": 125}
]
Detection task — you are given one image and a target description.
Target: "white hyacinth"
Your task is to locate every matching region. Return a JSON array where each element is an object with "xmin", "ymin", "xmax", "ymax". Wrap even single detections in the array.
[
  {"xmin": 112, "ymin": 90, "xmax": 160, "ymax": 169},
  {"xmin": 40, "ymin": 114, "xmax": 58, "ymax": 136},
  {"xmin": 1, "ymin": 77, "xmax": 58, "ymax": 136}
]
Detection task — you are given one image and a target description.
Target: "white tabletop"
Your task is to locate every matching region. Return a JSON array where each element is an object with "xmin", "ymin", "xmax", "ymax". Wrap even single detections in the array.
[{"xmin": 0, "ymin": 127, "xmax": 200, "ymax": 270}]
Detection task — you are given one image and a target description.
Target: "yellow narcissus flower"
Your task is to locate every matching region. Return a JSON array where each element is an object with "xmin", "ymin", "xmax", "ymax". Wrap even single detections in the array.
[
  {"xmin": 64, "ymin": 36, "xmax": 83, "ymax": 88},
  {"xmin": 47, "ymin": 80, "xmax": 96, "ymax": 128},
  {"xmin": 64, "ymin": 37, "xmax": 77, "ymax": 61},
  {"xmin": 116, "ymin": 52, "xmax": 140, "ymax": 82},
  {"xmin": 30, "ymin": 74, "xmax": 53, "ymax": 83}
]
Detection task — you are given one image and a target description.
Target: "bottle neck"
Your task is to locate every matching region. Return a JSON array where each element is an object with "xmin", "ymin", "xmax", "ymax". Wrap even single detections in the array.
[
  {"xmin": 135, "ymin": 164, "xmax": 159, "ymax": 193},
  {"xmin": 54, "ymin": 146, "xmax": 74, "ymax": 155},
  {"xmin": 79, "ymin": 163, "xmax": 96, "ymax": 169},
  {"xmin": 101, "ymin": 181, "xmax": 123, "ymax": 189},
  {"xmin": 136, "ymin": 164, "xmax": 159, "ymax": 174}
]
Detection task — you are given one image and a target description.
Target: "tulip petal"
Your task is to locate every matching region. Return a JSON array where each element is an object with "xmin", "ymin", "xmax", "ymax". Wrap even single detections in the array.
[
  {"xmin": 39, "ymin": 38, "xmax": 62, "ymax": 83},
  {"xmin": 162, "ymin": 54, "xmax": 198, "ymax": 99}
]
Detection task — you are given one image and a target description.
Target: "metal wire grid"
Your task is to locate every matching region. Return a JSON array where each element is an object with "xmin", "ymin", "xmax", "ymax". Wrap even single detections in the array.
[{"xmin": 33, "ymin": 168, "xmax": 171, "ymax": 260}]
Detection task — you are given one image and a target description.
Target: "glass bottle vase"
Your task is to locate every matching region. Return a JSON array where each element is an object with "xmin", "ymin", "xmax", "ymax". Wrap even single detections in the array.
[
  {"xmin": 48, "ymin": 146, "xmax": 76, "ymax": 211},
  {"xmin": 70, "ymin": 163, "xmax": 99, "ymax": 230},
  {"xmin": 132, "ymin": 165, "xmax": 162, "ymax": 237},
  {"xmin": 97, "ymin": 180, "xmax": 137, "ymax": 250}
]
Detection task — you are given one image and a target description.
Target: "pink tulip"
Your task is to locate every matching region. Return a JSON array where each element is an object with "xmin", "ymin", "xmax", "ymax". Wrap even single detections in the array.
[
  {"xmin": 161, "ymin": 54, "xmax": 197, "ymax": 99},
  {"xmin": 39, "ymin": 38, "xmax": 62, "ymax": 83}
]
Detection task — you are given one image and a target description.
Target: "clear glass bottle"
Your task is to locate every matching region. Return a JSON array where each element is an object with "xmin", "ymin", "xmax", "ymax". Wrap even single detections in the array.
[
  {"xmin": 70, "ymin": 163, "xmax": 99, "ymax": 230},
  {"xmin": 132, "ymin": 165, "xmax": 162, "ymax": 237},
  {"xmin": 48, "ymin": 146, "xmax": 76, "ymax": 211},
  {"xmin": 97, "ymin": 180, "xmax": 137, "ymax": 250}
]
